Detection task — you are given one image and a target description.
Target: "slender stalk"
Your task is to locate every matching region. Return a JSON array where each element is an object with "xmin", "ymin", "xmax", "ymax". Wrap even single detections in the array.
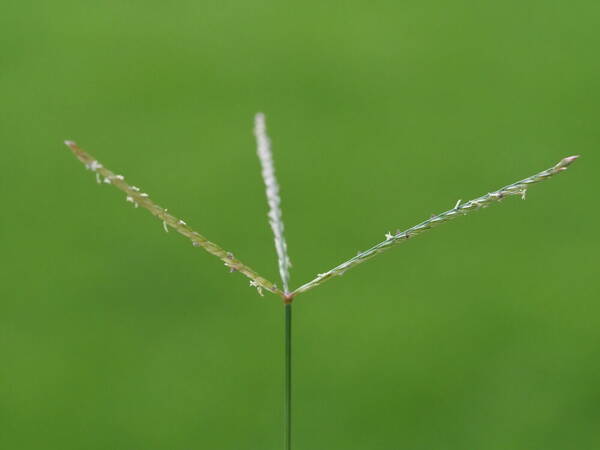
[
  {"xmin": 291, "ymin": 155, "xmax": 580, "ymax": 296},
  {"xmin": 254, "ymin": 113, "xmax": 292, "ymax": 293},
  {"xmin": 64, "ymin": 140, "xmax": 284, "ymax": 298},
  {"xmin": 284, "ymin": 303, "xmax": 292, "ymax": 450}
]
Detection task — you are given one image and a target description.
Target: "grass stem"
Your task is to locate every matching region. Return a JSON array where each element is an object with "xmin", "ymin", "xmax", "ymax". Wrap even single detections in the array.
[{"xmin": 284, "ymin": 303, "xmax": 292, "ymax": 450}]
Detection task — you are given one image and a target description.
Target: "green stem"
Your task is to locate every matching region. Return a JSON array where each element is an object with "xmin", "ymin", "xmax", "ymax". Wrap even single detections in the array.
[{"xmin": 284, "ymin": 303, "xmax": 292, "ymax": 450}]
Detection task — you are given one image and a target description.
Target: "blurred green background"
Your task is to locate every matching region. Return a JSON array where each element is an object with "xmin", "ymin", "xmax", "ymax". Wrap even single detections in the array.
[{"xmin": 1, "ymin": 1, "xmax": 598, "ymax": 449}]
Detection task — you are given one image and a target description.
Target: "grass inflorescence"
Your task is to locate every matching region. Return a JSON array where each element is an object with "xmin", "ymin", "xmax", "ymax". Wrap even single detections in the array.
[
  {"xmin": 65, "ymin": 137, "xmax": 578, "ymax": 301},
  {"xmin": 66, "ymin": 116, "xmax": 578, "ymax": 450}
]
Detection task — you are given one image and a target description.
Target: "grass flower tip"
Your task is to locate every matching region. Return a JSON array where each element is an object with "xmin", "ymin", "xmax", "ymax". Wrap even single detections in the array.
[{"xmin": 557, "ymin": 155, "xmax": 580, "ymax": 170}]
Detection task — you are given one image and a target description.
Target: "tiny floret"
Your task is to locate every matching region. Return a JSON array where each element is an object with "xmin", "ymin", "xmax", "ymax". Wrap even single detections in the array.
[
  {"xmin": 86, "ymin": 160, "xmax": 103, "ymax": 171},
  {"xmin": 126, "ymin": 196, "xmax": 138, "ymax": 208},
  {"xmin": 557, "ymin": 155, "xmax": 580, "ymax": 169},
  {"xmin": 249, "ymin": 280, "xmax": 264, "ymax": 296},
  {"xmin": 163, "ymin": 220, "xmax": 169, "ymax": 233},
  {"xmin": 521, "ymin": 189, "xmax": 527, "ymax": 200},
  {"xmin": 385, "ymin": 232, "xmax": 394, "ymax": 240}
]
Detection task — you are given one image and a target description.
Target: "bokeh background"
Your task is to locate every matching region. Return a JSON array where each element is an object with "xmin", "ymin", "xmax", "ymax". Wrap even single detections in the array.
[{"xmin": 1, "ymin": 1, "xmax": 598, "ymax": 449}]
